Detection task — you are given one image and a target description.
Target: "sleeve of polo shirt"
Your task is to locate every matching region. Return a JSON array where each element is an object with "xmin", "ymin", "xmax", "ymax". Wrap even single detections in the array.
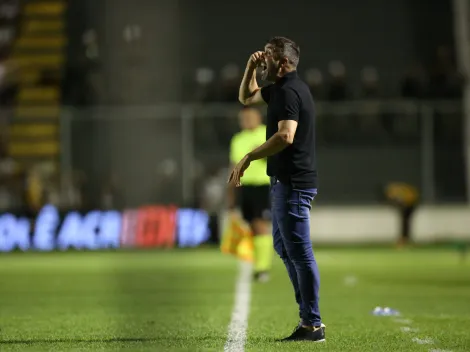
[
  {"xmin": 276, "ymin": 87, "xmax": 300, "ymax": 122},
  {"xmin": 260, "ymin": 84, "xmax": 273, "ymax": 103}
]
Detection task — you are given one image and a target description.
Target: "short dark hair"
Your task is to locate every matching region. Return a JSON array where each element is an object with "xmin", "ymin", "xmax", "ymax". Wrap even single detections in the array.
[{"xmin": 266, "ymin": 36, "xmax": 300, "ymax": 67}]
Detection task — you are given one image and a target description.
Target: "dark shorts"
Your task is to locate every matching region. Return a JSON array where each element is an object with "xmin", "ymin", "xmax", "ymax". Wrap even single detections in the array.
[{"xmin": 237, "ymin": 185, "xmax": 271, "ymax": 222}]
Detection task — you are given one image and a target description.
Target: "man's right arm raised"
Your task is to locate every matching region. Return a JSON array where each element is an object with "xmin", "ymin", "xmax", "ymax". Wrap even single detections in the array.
[{"xmin": 238, "ymin": 51, "xmax": 267, "ymax": 106}]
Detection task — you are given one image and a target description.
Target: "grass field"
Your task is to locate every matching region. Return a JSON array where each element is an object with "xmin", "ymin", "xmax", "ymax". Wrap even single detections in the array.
[{"xmin": 0, "ymin": 247, "xmax": 469, "ymax": 351}]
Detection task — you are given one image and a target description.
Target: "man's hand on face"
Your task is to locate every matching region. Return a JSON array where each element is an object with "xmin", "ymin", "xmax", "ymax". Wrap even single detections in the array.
[{"xmin": 248, "ymin": 51, "xmax": 265, "ymax": 70}]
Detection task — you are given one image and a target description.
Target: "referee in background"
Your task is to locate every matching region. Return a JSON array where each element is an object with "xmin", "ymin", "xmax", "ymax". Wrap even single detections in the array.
[
  {"xmin": 228, "ymin": 36, "xmax": 325, "ymax": 342},
  {"xmin": 228, "ymin": 107, "xmax": 273, "ymax": 283}
]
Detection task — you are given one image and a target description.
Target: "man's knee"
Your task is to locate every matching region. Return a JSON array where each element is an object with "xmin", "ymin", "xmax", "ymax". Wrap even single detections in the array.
[
  {"xmin": 278, "ymin": 212, "xmax": 312, "ymax": 249},
  {"xmin": 283, "ymin": 240, "xmax": 315, "ymax": 264},
  {"xmin": 273, "ymin": 240, "xmax": 288, "ymax": 260}
]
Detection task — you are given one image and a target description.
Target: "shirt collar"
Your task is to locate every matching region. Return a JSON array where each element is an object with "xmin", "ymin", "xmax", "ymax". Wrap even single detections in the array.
[{"xmin": 276, "ymin": 70, "xmax": 298, "ymax": 85}]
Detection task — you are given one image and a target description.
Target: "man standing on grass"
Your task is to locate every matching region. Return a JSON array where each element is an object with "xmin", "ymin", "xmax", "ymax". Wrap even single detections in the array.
[{"xmin": 228, "ymin": 36, "xmax": 325, "ymax": 342}]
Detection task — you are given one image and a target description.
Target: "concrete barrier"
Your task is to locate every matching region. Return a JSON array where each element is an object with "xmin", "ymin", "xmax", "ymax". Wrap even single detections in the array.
[
  {"xmin": 310, "ymin": 206, "xmax": 400, "ymax": 244},
  {"xmin": 221, "ymin": 205, "xmax": 470, "ymax": 245},
  {"xmin": 411, "ymin": 206, "xmax": 470, "ymax": 242}
]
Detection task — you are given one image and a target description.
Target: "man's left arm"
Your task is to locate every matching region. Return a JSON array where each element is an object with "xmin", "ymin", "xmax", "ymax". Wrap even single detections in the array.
[
  {"xmin": 246, "ymin": 120, "xmax": 297, "ymax": 161},
  {"xmin": 246, "ymin": 88, "xmax": 299, "ymax": 162}
]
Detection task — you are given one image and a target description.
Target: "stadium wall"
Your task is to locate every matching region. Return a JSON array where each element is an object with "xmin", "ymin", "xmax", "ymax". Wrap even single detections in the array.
[
  {"xmin": 1, "ymin": 205, "xmax": 469, "ymax": 252},
  {"xmin": 220, "ymin": 206, "xmax": 470, "ymax": 245},
  {"xmin": 411, "ymin": 206, "xmax": 470, "ymax": 243},
  {"xmin": 310, "ymin": 206, "xmax": 470, "ymax": 244}
]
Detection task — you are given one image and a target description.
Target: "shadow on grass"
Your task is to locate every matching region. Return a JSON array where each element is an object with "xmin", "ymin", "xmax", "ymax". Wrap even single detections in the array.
[
  {"xmin": 0, "ymin": 338, "xmax": 157, "ymax": 345},
  {"xmin": 0, "ymin": 336, "xmax": 218, "ymax": 345}
]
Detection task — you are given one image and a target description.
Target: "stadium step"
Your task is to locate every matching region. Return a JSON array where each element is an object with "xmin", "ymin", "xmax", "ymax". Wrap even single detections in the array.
[
  {"xmin": 8, "ymin": 140, "xmax": 59, "ymax": 157},
  {"xmin": 16, "ymin": 69, "xmax": 61, "ymax": 86},
  {"xmin": 9, "ymin": 123, "xmax": 59, "ymax": 139},
  {"xmin": 7, "ymin": 0, "xmax": 67, "ymax": 169},
  {"xmin": 17, "ymin": 87, "xmax": 60, "ymax": 104},
  {"xmin": 22, "ymin": 19, "xmax": 64, "ymax": 33},
  {"xmin": 13, "ymin": 48, "xmax": 65, "ymax": 59},
  {"xmin": 24, "ymin": 2, "xmax": 66, "ymax": 17},
  {"xmin": 12, "ymin": 54, "xmax": 64, "ymax": 68},
  {"xmin": 13, "ymin": 154, "xmax": 58, "ymax": 165},
  {"xmin": 17, "ymin": 70, "xmax": 41, "ymax": 85},
  {"xmin": 13, "ymin": 54, "xmax": 64, "ymax": 67},
  {"xmin": 14, "ymin": 36, "xmax": 67, "ymax": 49},
  {"xmin": 12, "ymin": 156, "xmax": 59, "ymax": 172},
  {"xmin": 15, "ymin": 106, "xmax": 60, "ymax": 120}
]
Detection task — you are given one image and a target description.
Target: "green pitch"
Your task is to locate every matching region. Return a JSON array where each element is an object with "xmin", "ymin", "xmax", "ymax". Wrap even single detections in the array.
[{"xmin": 0, "ymin": 247, "xmax": 469, "ymax": 351}]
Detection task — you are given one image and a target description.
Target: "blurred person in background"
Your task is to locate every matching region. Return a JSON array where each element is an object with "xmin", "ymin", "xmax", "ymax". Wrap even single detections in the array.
[
  {"xmin": 24, "ymin": 162, "xmax": 57, "ymax": 215},
  {"xmin": 218, "ymin": 63, "xmax": 241, "ymax": 102},
  {"xmin": 200, "ymin": 166, "xmax": 227, "ymax": 244},
  {"xmin": 384, "ymin": 182, "xmax": 419, "ymax": 247},
  {"xmin": 0, "ymin": 58, "xmax": 19, "ymax": 106},
  {"xmin": 326, "ymin": 60, "xmax": 349, "ymax": 101},
  {"xmin": 63, "ymin": 56, "xmax": 91, "ymax": 105},
  {"xmin": 0, "ymin": 126, "xmax": 15, "ymax": 175},
  {"xmin": 100, "ymin": 172, "xmax": 123, "ymax": 210},
  {"xmin": 60, "ymin": 170, "xmax": 85, "ymax": 211},
  {"xmin": 152, "ymin": 158, "xmax": 181, "ymax": 207},
  {"xmin": 359, "ymin": 66, "xmax": 380, "ymax": 98},
  {"xmin": 401, "ymin": 62, "xmax": 428, "ymax": 99},
  {"xmin": 0, "ymin": 171, "xmax": 13, "ymax": 212},
  {"xmin": 428, "ymin": 45, "xmax": 464, "ymax": 99},
  {"xmin": 192, "ymin": 67, "xmax": 221, "ymax": 153},
  {"xmin": 25, "ymin": 165, "xmax": 44, "ymax": 215},
  {"xmin": 0, "ymin": 133, "xmax": 21, "ymax": 212},
  {"xmin": 304, "ymin": 68, "xmax": 325, "ymax": 100},
  {"xmin": 63, "ymin": 29, "xmax": 102, "ymax": 106},
  {"xmin": 325, "ymin": 60, "xmax": 351, "ymax": 136},
  {"xmin": 215, "ymin": 63, "xmax": 242, "ymax": 148},
  {"xmin": 357, "ymin": 66, "xmax": 382, "ymax": 135},
  {"xmin": 192, "ymin": 67, "xmax": 216, "ymax": 102},
  {"xmin": 228, "ymin": 107, "xmax": 273, "ymax": 283},
  {"xmin": 0, "ymin": 0, "xmax": 19, "ymax": 46},
  {"xmin": 0, "ymin": 0, "xmax": 20, "ymax": 106},
  {"xmin": 43, "ymin": 172, "xmax": 61, "ymax": 208},
  {"xmin": 0, "ymin": 0, "xmax": 19, "ymax": 21}
]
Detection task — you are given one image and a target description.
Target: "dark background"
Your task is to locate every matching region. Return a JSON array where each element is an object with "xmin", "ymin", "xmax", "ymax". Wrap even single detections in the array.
[
  {"xmin": 54, "ymin": 0, "xmax": 466, "ymax": 208},
  {"xmin": 65, "ymin": 0, "xmax": 454, "ymax": 103}
]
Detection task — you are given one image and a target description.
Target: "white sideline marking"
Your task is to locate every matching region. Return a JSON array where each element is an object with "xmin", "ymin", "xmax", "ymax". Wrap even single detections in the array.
[
  {"xmin": 224, "ymin": 261, "xmax": 252, "ymax": 352},
  {"xmin": 343, "ymin": 275, "xmax": 358, "ymax": 286},
  {"xmin": 391, "ymin": 310, "xmax": 452, "ymax": 351},
  {"xmin": 412, "ymin": 337, "xmax": 435, "ymax": 345}
]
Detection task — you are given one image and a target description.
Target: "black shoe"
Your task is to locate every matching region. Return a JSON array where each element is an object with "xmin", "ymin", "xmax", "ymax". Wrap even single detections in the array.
[
  {"xmin": 281, "ymin": 324, "xmax": 326, "ymax": 342},
  {"xmin": 253, "ymin": 271, "xmax": 270, "ymax": 283},
  {"xmin": 297, "ymin": 321, "xmax": 326, "ymax": 333},
  {"xmin": 294, "ymin": 320, "xmax": 326, "ymax": 333}
]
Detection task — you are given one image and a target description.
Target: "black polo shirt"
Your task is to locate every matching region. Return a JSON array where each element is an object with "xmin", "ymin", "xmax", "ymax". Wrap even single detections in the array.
[{"xmin": 261, "ymin": 71, "xmax": 317, "ymax": 189}]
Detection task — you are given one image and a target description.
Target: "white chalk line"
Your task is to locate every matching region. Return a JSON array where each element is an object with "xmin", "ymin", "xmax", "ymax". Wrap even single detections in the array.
[
  {"xmin": 393, "ymin": 314, "xmax": 452, "ymax": 352},
  {"xmin": 224, "ymin": 261, "xmax": 252, "ymax": 352}
]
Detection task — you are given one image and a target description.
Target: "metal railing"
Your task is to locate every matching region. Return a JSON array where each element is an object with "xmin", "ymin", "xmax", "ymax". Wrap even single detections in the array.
[{"xmin": 60, "ymin": 100, "xmax": 466, "ymax": 208}]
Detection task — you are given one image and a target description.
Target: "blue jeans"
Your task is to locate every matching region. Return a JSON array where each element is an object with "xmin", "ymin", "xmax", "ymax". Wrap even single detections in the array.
[{"xmin": 270, "ymin": 177, "xmax": 321, "ymax": 326}]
